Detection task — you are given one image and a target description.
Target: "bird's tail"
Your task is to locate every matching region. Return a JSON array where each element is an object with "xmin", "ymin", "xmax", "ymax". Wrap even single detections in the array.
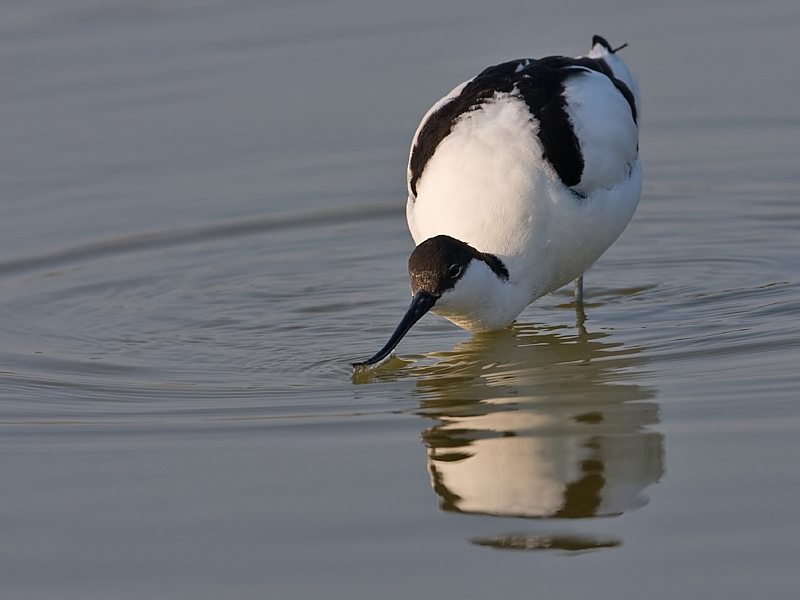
[{"xmin": 586, "ymin": 35, "xmax": 641, "ymax": 117}]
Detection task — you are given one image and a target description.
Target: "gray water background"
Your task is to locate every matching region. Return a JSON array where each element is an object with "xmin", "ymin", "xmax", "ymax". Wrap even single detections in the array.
[{"xmin": 1, "ymin": 0, "xmax": 799, "ymax": 598}]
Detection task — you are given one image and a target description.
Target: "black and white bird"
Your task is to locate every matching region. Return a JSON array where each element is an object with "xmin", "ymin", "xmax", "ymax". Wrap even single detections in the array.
[{"xmin": 354, "ymin": 36, "xmax": 641, "ymax": 367}]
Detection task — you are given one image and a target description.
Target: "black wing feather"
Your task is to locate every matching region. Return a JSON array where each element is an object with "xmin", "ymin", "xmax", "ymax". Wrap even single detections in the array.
[{"xmin": 408, "ymin": 54, "xmax": 636, "ymax": 198}]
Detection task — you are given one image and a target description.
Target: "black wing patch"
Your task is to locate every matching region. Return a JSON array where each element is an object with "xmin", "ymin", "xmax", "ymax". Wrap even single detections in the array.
[{"xmin": 408, "ymin": 54, "xmax": 637, "ymax": 199}]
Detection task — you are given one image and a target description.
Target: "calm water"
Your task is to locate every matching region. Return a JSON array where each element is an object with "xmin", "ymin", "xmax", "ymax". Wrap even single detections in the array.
[{"xmin": 1, "ymin": 0, "xmax": 799, "ymax": 598}]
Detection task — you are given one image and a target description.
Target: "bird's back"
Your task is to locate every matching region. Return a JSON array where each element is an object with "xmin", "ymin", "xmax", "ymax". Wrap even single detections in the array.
[{"xmin": 405, "ymin": 36, "xmax": 641, "ymax": 299}]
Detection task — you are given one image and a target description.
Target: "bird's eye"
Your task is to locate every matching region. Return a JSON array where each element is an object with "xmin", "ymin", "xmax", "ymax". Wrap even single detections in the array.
[{"xmin": 448, "ymin": 264, "xmax": 463, "ymax": 278}]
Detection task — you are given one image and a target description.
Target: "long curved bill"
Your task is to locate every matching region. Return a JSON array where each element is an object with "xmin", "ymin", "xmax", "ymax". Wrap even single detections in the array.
[{"xmin": 352, "ymin": 291, "xmax": 438, "ymax": 368}]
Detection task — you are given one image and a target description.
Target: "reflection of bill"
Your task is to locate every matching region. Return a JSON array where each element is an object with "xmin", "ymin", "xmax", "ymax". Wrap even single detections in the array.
[
  {"xmin": 415, "ymin": 322, "xmax": 664, "ymax": 521},
  {"xmin": 470, "ymin": 531, "xmax": 622, "ymax": 553}
]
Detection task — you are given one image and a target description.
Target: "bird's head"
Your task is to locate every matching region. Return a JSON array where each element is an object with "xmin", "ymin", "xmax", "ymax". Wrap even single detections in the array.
[{"xmin": 353, "ymin": 235, "xmax": 509, "ymax": 368}]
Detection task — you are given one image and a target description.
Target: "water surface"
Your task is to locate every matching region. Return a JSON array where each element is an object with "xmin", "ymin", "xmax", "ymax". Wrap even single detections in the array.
[{"xmin": 1, "ymin": 0, "xmax": 799, "ymax": 598}]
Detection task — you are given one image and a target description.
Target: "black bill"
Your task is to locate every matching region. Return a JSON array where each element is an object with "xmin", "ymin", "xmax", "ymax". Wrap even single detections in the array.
[{"xmin": 352, "ymin": 291, "xmax": 438, "ymax": 368}]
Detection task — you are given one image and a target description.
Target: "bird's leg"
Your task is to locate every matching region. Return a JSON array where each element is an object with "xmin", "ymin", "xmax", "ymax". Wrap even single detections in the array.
[
  {"xmin": 574, "ymin": 275, "xmax": 587, "ymax": 335},
  {"xmin": 573, "ymin": 275, "xmax": 584, "ymax": 305}
]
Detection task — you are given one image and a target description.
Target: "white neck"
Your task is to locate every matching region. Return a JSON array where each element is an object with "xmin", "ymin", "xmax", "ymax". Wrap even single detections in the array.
[{"xmin": 430, "ymin": 259, "xmax": 529, "ymax": 332}]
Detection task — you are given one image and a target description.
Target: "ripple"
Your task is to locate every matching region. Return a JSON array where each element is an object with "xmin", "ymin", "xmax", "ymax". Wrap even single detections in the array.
[{"xmin": 0, "ymin": 202, "xmax": 403, "ymax": 278}]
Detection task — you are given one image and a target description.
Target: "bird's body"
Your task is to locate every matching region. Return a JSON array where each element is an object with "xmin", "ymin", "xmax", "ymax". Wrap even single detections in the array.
[{"xmin": 354, "ymin": 36, "xmax": 641, "ymax": 367}]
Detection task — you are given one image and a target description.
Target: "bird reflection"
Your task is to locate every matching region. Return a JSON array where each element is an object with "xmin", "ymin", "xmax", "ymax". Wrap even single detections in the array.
[{"xmin": 412, "ymin": 320, "xmax": 664, "ymax": 525}]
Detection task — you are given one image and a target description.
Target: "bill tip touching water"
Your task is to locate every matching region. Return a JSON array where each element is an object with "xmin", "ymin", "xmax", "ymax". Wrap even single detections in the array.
[{"xmin": 353, "ymin": 35, "xmax": 641, "ymax": 369}]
